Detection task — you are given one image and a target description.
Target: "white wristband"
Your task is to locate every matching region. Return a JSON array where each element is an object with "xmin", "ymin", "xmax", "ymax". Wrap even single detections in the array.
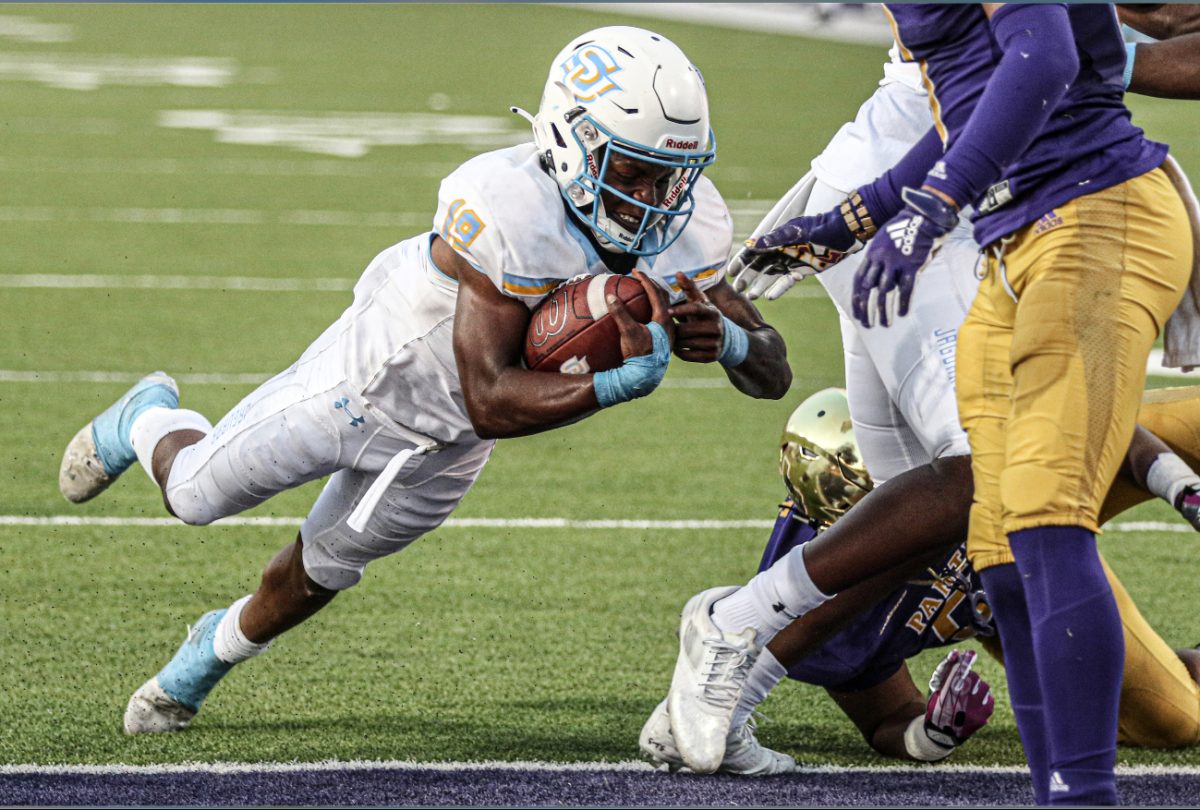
[{"xmin": 903, "ymin": 715, "xmax": 954, "ymax": 762}]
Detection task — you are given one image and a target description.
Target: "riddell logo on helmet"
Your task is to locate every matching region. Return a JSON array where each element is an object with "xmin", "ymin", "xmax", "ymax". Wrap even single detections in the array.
[{"xmin": 664, "ymin": 138, "xmax": 699, "ymax": 149}]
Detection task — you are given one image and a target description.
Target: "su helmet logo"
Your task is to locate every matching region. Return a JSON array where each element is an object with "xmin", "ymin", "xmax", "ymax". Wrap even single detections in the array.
[{"xmin": 560, "ymin": 45, "xmax": 623, "ymax": 101}]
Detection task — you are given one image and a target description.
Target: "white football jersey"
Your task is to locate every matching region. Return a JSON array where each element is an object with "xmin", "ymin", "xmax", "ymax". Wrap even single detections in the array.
[
  {"xmin": 801, "ymin": 70, "xmax": 979, "ymax": 482},
  {"xmin": 434, "ymin": 144, "xmax": 732, "ymax": 305},
  {"xmin": 325, "ymin": 142, "xmax": 732, "ymax": 445},
  {"xmin": 810, "ymin": 77, "xmax": 933, "ymax": 196}
]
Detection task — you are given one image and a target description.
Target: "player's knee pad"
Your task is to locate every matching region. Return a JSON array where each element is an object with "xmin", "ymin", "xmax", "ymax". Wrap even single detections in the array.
[
  {"xmin": 163, "ymin": 489, "xmax": 225, "ymax": 527},
  {"xmin": 999, "ymin": 461, "xmax": 1064, "ymax": 520}
]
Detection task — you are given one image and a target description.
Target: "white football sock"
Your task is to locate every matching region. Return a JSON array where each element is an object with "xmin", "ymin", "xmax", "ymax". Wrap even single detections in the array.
[
  {"xmin": 1146, "ymin": 452, "xmax": 1200, "ymax": 508},
  {"xmin": 711, "ymin": 546, "xmax": 831, "ymax": 643},
  {"xmin": 731, "ymin": 647, "xmax": 788, "ymax": 730},
  {"xmin": 129, "ymin": 407, "xmax": 212, "ymax": 484},
  {"xmin": 212, "ymin": 595, "xmax": 273, "ymax": 664}
]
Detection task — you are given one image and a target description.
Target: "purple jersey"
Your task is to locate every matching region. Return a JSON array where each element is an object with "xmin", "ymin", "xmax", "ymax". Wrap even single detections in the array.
[
  {"xmin": 759, "ymin": 503, "xmax": 993, "ymax": 692},
  {"xmin": 884, "ymin": 3, "xmax": 1167, "ymax": 246}
]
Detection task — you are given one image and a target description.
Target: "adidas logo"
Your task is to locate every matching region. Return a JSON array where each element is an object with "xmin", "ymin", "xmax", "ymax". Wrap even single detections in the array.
[
  {"xmin": 1049, "ymin": 771, "xmax": 1070, "ymax": 794},
  {"xmin": 885, "ymin": 216, "xmax": 924, "ymax": 256}
]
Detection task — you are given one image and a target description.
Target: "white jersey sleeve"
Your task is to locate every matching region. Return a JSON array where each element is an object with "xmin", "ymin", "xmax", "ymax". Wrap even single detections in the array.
[
  {"xmin": 434, "ymin": 144, "xmax": 595, "ymax": 308},
  {"xmin": 435, "ymin": 145, "xmax": 733, "ymax": 308}
]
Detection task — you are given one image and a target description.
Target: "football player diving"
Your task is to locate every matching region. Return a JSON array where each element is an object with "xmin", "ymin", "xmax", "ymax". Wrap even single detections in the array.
[
  {"xmin": 642, "ymin": 387, "xmax": 1200, "ymax": 773},
  {"xmin": 56, "ymin": 26, "xmax": 792, "ymax": 735}
]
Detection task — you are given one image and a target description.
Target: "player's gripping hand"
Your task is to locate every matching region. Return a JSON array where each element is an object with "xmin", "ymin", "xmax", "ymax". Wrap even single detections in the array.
[
  {"xmin": 852, "ymin": 187, "xmax": 958, "ymax": 328},
  {"xmin": 924, "ymin": 649, "xmax": 995, "ymax": 750},
  {"xmin": 594, "ymin": 271, "xmax": 674, "ymax": 408},
  {"xmin": 668, "ymin": 272, "xmax": 747, "ymax": 366},
  {"xmin": 732, "ymin": 207, "xmax": 863, "ymax": 301}
]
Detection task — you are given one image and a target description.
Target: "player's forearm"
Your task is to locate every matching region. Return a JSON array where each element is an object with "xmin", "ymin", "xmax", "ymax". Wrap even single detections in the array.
[
  {"xmin": 1119, "ymin": 3, "xmax": 1200, "ymax": 40},
  {"xmin": 1128, "ymin": 35, "xmax": 1200, "ymax": 99},
  {"xmin": 722, "ymin": 326, "xmax": 791, "ymax": 399},
  {"xmin": 924, "ymin": 4, "xmax": 1078, "ymax": 208},
  {"xmin": 460, "ymin": 369, "xmax": 601, "ymax": 439},
  {"xmin": 857, "ymin": 126, "xmax": 947, "ymax": 225},
  {"xmin": 869, "ymin": 704, "xmax": 928, "ymax": 760}
]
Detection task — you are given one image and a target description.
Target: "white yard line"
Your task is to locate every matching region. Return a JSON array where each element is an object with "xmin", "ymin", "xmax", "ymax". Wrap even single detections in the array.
[
  {"xmin": 0, "ymin": 515, "xmax": 1190, "ymax": 534},
  {"xmin": 0, "ymin": 369, "xmax": 729, "ymax": 388},
  {"xmin": 0, "ymin": 206, "xmax": 426, "ymax": 228},
  {"xmin": 568, "ymin": 3, "xmax": 894, "ymax": 45},
  {"xmin": 0, "ymin": 274, "xmax": 354, "ymax": 292},
  {"xmin": 0, "ymin": 155, "xmax": 457, "ymax": 178},
  {"xmin": 0, "ymin": 759, "xmax": 1196, "ymax": 775}
]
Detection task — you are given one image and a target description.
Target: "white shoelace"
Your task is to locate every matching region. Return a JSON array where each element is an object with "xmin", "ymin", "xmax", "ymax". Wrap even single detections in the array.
[{"xmin": 697, "ymin": 638, "xmax": 756, "ymax": 709}]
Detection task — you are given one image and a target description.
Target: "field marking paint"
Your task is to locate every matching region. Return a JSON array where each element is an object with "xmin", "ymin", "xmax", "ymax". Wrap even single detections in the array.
[
  {"xmin": 0, "ymin": 516, "xmax": 1190, "ymax": 534},
  {"xmin": 0, "ymin": 759, "xmax": 1197, "ymax": 776},
  {"xmin": 0, "ymin": 52, "xmax": 239, "ymax": 90},
  {"xmin": 0, "ymin": 370, "xmax": 729, "ymax": 388},
  {"xmin": 0, "ymin": 155, "xmax": 459, "ymax": 179},
  {"xmin": 0, "ymin": 15, "xmax": 74, "ymax": 44},
  {"xmin": 0, "ymin": 206, "xmax": 427, "ymax": 228},
  {"xmin": 0, "ymin": 274, "xmax": 355, "ymax": 293},
  {"xmin": 565, "ymin": 3, "xmax": 894, "ymax": 45},
  {"xmin": 159, "ymin": 110, "xmax": 526, "ymax": 157}
]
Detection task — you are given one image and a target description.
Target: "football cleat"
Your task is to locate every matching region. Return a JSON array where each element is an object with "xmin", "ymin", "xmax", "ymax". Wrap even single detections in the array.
[
  {"xmin": 666, "ymin": 586, "xmax": 760, "ymax": 774},
  {"xmin": 639, "ymin": 699, "xmax": 796, "ymax": 776},
  {"xmin": 59, "ymin": 371, "xmax": 179, "ymax": 503},
  {"xmin": 124, "ymin": 609, "xmax": 232, "ymax": 735},
  {"xmin": 124, "ymin": 678, "xmax": 197, "ymax": 735}
]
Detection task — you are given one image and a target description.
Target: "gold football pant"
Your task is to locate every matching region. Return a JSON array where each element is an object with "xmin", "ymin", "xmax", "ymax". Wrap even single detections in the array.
[
  {"xmin": 1105, "ymin": 385, "xmax": 1200, "ymax": 747},
  {"xmin": 1106, "ymin": 557, "xmax": 1200, "ymax": 748},
  {"xmin": 980, "ymin": 546, "xmax": 1200, "ymax": 749},
  {"xmin": 958, "ymin": 166, "xmax": 1194, "ymax": 571}
]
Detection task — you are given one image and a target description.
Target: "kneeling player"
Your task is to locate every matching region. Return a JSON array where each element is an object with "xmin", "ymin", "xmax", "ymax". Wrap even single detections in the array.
[{"xmin": 642, "ymin": 388, "xmax": 1200, "ymax": 773}]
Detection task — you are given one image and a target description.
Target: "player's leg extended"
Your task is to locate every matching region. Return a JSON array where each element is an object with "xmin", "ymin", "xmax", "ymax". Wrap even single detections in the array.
[
  {"xmin": 125, "ymin": 437, "xmax": 493, "ymax": 733},
  {"xmin": 957, "ymin": 259, "xmax": 1053, "ymax": 804},
  {"xmin": 986, "ymin": 168, "xmax": 1192, "ymax": 805}
]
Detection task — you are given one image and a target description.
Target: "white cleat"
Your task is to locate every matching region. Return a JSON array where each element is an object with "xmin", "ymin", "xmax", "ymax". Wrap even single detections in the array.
[
  {"xmin": 124, "ymin": 677, "xmax": 196, "ymax": 734},
  {"xmin": 58, "ymin": 424, "xmax": 114, "ymax": 504},
  {"xmin": 667, "ymin": 586, "xmax": 760, "ymax": 774},
  {"xmin": 59, "ymin": 371, "xmax": 179, "ymax": 503},
  {"xmin": 639, "ymin": 699, "xmax": 795, "ymax": 776}
]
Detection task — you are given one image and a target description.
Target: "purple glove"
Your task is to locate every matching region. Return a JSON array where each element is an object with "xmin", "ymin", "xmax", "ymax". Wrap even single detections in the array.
[
  {"xmin": 924, "ymin": 649, "xmax": 995, "ymax": 749},
  {"xmin": 852, "ymin": 187, "xmax": 959, "ymax": 329}
]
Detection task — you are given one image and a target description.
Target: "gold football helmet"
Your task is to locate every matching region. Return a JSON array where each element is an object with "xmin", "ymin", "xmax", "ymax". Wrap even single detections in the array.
[{"xmin": 779, "ymin": 387, "xmax": 873, "ymax": 528}]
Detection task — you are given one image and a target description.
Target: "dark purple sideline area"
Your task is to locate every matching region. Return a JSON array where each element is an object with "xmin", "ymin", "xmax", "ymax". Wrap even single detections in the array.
[{"xmin": 3, "ymin": 767, "xmax": 1200, "ymax": 807}]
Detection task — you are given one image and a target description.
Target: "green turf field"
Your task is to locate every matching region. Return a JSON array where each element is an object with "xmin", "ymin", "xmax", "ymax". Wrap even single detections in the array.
[{"xmin": 1, "ymin": 4, "xmax": 1198, "ymax": 769}]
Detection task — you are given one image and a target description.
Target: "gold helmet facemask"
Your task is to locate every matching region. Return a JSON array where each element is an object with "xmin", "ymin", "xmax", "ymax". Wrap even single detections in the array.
[{"xmin": 779, "ymin": 387, "xmax": 873, "ymax": 528}]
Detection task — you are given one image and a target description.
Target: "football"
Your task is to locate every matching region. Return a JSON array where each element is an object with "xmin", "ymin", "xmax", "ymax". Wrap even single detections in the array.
[{"xmin": 523, "ymin": 273, "xmax": 652, "ymax": 374}]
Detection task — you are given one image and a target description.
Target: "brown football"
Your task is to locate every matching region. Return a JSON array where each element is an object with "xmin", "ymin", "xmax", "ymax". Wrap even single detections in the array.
[{"xmin": 523, "ymin": 274, "xmax": 652, "ymax": 374}]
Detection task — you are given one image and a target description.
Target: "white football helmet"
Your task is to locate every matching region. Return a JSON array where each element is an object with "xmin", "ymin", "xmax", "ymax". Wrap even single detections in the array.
[{"xmin": 515, "ymin": 26, "xmax": 715, "ymax": 256}]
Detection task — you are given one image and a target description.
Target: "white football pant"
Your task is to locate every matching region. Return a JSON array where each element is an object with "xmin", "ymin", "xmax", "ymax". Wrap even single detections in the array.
[
  {"xmin": 806, "ymin": 179, "xmax": 980, "ymax": 483},
  {"xmin": 163, "ymin": 322, "xmax": 494, "ymax": 591}
]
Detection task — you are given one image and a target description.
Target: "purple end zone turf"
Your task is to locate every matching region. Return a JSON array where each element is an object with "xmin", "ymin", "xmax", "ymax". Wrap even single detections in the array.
[{"xmin": 2, "ymin": 766, "xmax": 1200, "ymax": 806}]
